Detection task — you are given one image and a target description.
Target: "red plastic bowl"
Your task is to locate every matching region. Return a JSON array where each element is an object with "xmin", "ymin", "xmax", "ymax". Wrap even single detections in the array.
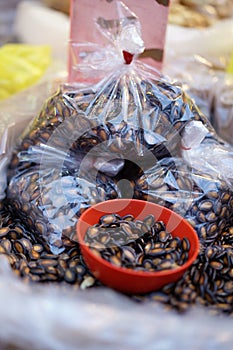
[{"xmin": 76, "ymin": 199, "xmax": 199, "ymax": 294}]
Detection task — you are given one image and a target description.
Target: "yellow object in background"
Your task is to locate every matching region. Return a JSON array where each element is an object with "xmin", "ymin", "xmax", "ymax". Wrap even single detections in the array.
[
  {"xmin": 0, "ymin": 44, "xmax": 51, "ymax": 100},
  {"xmin": 227, "ymin": 52, "xmax": 233, "ymax": 74}
]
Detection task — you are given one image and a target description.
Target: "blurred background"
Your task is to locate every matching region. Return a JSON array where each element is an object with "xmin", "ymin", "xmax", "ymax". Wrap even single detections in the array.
[
  {"xmin": 0, "ymin": 0, "xmax": 69, "ymax": 57},
  {"xmin": 1, "ymin": 0, "xmax": 233, "ymax": 56},
  {"xmin": 0, "ymin": 0, "xmax": 21, "ymax": 45}
]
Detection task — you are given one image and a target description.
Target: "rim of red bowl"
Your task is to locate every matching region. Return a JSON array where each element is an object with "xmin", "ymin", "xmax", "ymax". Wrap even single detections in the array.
[{"xmin": 76, "ymin": 199, "xmax": 200, "ymax": 278}]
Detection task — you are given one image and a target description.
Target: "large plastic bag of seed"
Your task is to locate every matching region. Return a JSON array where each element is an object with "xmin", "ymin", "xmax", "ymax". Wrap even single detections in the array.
[{"xmin": 6, "ymin": 0, "xmax": 230, "ymax": 254}]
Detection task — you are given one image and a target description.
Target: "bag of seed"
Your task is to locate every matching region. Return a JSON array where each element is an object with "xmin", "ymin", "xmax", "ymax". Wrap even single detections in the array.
[{"xmin": 6, "ymin": 1, "xmax": 227, "ymax": 253}]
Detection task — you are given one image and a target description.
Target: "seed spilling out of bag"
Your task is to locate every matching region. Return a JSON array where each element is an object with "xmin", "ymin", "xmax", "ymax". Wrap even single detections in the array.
[
  {"xmin": 85, "ymin": 213, "xmax": 191, "ymax": 272},
  {"xmin": 0, "ymin": 204, "xmax": 96, "ymax": 287}
]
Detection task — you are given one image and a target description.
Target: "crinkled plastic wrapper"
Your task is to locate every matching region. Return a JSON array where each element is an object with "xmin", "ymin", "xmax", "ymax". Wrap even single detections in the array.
[
  {"xmin": 7, "ymin": 67, "xmax": 220, "ymax": 253},
  {"xmin": 6, "ymin": 1, "xmax": 233, "ymax": 258}
]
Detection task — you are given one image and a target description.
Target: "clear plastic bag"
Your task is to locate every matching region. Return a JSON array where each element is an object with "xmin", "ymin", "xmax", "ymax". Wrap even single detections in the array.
[{"xmin": 6, "ymin": 1, "xmax": 227, "ymax": 254}]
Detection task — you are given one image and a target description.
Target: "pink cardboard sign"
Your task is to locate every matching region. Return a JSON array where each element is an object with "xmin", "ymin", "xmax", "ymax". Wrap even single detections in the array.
[{"xmin": 68, "ymin": 0, "xmax": 170, "ymax": 82}]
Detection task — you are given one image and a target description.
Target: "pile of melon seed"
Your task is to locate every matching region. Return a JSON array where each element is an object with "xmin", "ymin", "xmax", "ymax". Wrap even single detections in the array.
[{"xmin": 0, "ymin": 200, "xmax": 233, "ymax": 316}]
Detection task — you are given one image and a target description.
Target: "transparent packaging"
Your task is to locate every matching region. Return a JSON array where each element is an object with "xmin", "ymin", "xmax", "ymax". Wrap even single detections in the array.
[{"xmin": 6, "ymin": 1, "xmax": 230, "ymax": 254}]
